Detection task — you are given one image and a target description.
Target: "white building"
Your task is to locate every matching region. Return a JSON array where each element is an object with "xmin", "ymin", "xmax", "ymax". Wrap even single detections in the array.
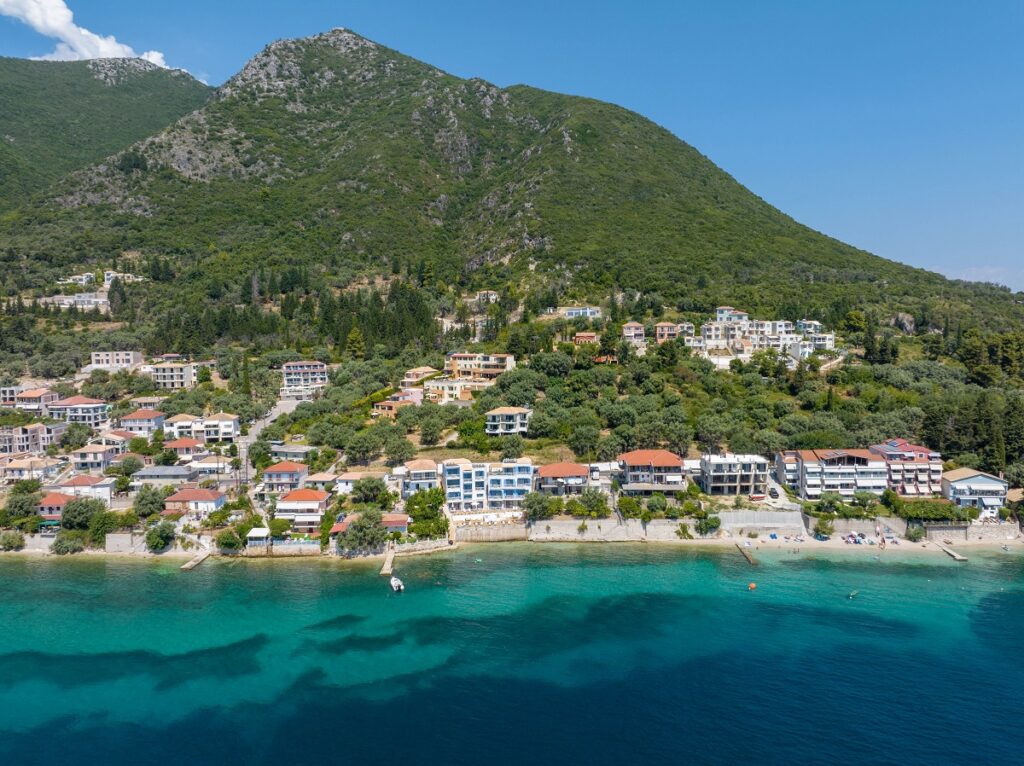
[
  {"xmin": 485, "ymin": 407, "xmax": 532, "ymax": 436},
  {"xmin": 89, "ymin": 351, "xmax": 144, "ymax": 371},
  {"xmin": 621, "ymin": 322, "xmax": 646, "ymax": 346},
  {"xmin": 440, "ymin": 458, "xmax": 535, "ymax": 514},
  {"xmin": 776, "ymin": 449, "xmax": 888, "ymax": 501},
  {"xmin": 941, "ymin": 468, "xmax": 1008, "ymax": 519},
  {"xmin": 699, "ymin": 453, "xmax": 769, "ymax": 496},
  {"xmin": 150, "ymin": 362, "xmax": 200, "ymax": 390},
  {"xmin": 445, "ymin": 352, "xmax": 516, "ymax": 381},
  {"xmin": 280, "ymin": 360, "xmax": 329, "ymax": 400},
  {"xmin": 47, "ymin": 396, "xmax": 111, "ymax": 428},
  {"xmin": 164, "ymin": 413, "xmax": 241, "ymax": 443},
  {"xmin": 423, "ymin": 376, "xmax": 493, "ymax": 404},
  {"xmin": 13, "ymin": 388, "xmax": 59, "ymax": 416},
  {"xmin": 119, "ymin": 409, "xmax": 166, "ymax": 437}
]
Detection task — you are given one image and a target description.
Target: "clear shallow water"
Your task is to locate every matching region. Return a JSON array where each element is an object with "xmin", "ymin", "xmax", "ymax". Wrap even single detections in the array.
[{"xmin": 1, "ymin": 544, "xmax": 1022, "ymax": 765}]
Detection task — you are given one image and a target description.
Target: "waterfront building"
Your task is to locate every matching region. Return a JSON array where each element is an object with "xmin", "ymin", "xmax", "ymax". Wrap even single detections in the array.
[
  {"xmin": 941, "ymin": 468, "xmax": 1008, "ymax": 518},
  {"xmin": 535, "ymin": 462, "xmax": 593, "ymax": 496},
  {"xmin": 617, "ymin": 450, "xmax": 686, "ymax": 496},
  {"xmin": 699, "ymin": 453, "xmax": 769, "ymax": 496},
  {"xmin": 163, "ymin": 488, "xmax": 226, "ymax": 518},
  {"xmin": 869, "ymin": 439, "xmax": 943, "ymax": 496},
  {"xmin": 775, "ymin": 449, "xmax": 888, "ymax": 500}
]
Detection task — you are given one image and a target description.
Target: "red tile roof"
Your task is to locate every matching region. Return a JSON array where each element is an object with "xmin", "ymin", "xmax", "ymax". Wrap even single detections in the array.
[
  {"xmin": 382, "ymin": 513, "xmax": 411, "ymax": 528},
  {"xmin": 38, "ymin": 492, "xmax": 74, "ymax": 507},
  {"xmin": 164, "ymin": 438, "xmax": 203, "ymax": 449},
  {"xmin": 62, "ymin": 475, "xmax": 104, "ymax": 487},
  {"xmin": 165, "ymin": 489, "xmax": 225, "ymax": 503},
  {"xmin": 617, "ymin": 449, "xmax": 684, "ymax": 468}
]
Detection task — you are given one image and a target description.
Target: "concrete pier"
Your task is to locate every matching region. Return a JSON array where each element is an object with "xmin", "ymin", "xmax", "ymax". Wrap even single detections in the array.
[
  {"xmin": 181, "ymin": 550, "xmax": 211, "ymax": 571},
  {"xmin": 735, "ymin": 542, "xmax": 757, "ymax": 565},
  {"xmin": 380, "ymin": 543, "xmax": 396, "ymax": 576}
]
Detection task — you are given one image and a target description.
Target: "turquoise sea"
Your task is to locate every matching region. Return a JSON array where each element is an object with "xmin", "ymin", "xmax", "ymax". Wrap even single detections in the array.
[{"xmin": 1, "ymin": 544, "xmax": 1022, "ymax": 765}]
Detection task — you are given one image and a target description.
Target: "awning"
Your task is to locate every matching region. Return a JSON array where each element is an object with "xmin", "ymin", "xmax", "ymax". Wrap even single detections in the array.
[{"xmin": 981, "ymin": 497, "xmax": 1004, "ymax": 508}]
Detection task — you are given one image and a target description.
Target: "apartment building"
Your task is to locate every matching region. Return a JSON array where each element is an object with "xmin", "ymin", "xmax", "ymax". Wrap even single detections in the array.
[
  {"xmin": 621, "ymin": 322, "xmax": 646, "ymax": 346},
  {"xmin": 0, "ymin": 422, "xmax": 67, "ymax": 455},
  {"xmin": 440, "ymin": 458, "xmax": 535, "ymax": 513},
  {"xmin": 941, "ymin": 468, "xmax": 1008, "ymax": 518},
  {"xmin": 47, "ymin": 396, "xmax": 111, "ymax": 428},
  {"xmin": 150, "ymin": 362, "xmax": 200, "ymax": 390},
  {"xmin": 776, "ymin": 449, "xmax": 888, "ymax": 500},
  {"xmin": 869, "ymin": 439, "xmax": 943, "ymax": 496},
  {"xmin": 275, "ymin": 489, "xmax": 331, "ymax": 528},
  {"xmin": 485, "ymin": 407, "xmax": 532, "ymax": 436},
  {"xmin": 699, "ymin": 453, "xmax": 770, "ymax": 496},
  {"xmin": 445, "ymin": 352, "xmax": 516, "ymax": 381},
  {"xmin": 423, "ymin": 376, "xmax": 493, "ymax": 404},
  {"xmin": 1, "ymin": 385, "xmax": 26, "ymax": 407},
  {"xmin": 164, "ymin": 413, "xmax": 241, "ymax": 443},
  {"xmin": 13, "ymin": 388, "xmax": 59, "ymax": 416},
  {"xmin": 3, "ymin": 457, "xmax": 66, "ymax": 482},
  {"xmin": 617, "ymin": 449, "xmax": 686, "ymax": 495},
  {"xmin": 280, "ymin": 360, "xmax": 329, "ymax": 400},
  {"xmin": 90, "ymin": 351, "xmax": 143, "ymax": 371},
  {"xmin": 119, "ymin": 409, "xmax": 166, "ymax": 437},
  {"xmin": 796, "ymin": 319, "xmax": 824, "ymax": 334}
]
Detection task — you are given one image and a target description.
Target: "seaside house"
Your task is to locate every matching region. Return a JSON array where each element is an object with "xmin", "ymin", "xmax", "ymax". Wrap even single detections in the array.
[
  {"xmin": 263, "ymin": 461, "xmax": 309, "ymax": 494},
  {"xmin": 617, "ymin": 450, "xmax": 686, "ymax": 496},
  {"xmin": 382, "ymin": 513, "xmax": 412, "ymax": 535},
  {"xmin": 869, "ymin": 439, "xmax": 943, "ymax": 496},
  {"xmin": 275, "ymin": 488, "xmax": 331, "ymax": 530},
  {"xmin": 38, "ymin": 491, "xmax": 75, "ymax": 521},
  {"xmin": 47, "ymin": 396, "xmax": 111, "ymax": 428},
  {"xmin": 698, "ymin": 453, "xmax": 769, "ymax": 496},
  {"xmin": 535, "ymin": 462, "xmax": 592, "ymax": 496},
  {"xmin": 397, "ymin": 459, "xmax": 440, "ymax": 498},
  {"xmin": 163, "ymin": 488, "xmax": 226, "ymax": 519},
  {"xmin": 941, "ymin": 468, "xmax": 1008, "ymax": 518},
  {"xmin": 120, "ymin": 409, "xmax": 166, "ymax": 437},
  {"xmin": 484, "ymin": 406, "xmax": 532, "ymax": 436}
]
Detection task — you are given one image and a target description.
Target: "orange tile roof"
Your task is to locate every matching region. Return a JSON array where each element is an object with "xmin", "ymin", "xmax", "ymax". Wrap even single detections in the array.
[
  {"xmin": 123, "ymin": 409, "xmax": 165, "ymax": 420},
  {"xmin": 62, "ymin": 475, "xmax": 103, "ymax": 487},
  {"xmin": 537, "ymin": 462, "xmax": 589, "ymax": 478},
  {"xmin": 164, "ymin": 438, "xmax": 203, "ymax": 449},
  {"xmin": 281, "ymin": 489, "xmax": 329, "ymax": 502},
  {"xmin": 165, "ymin": 489, "xmax": 225, "ymax": 503},
  {"xmin": 52, "ymin": 395, "xmax": 105, "ymax": 406},
  {"xmin": 617, "ymin": 449, "xmax": 683, "ymax": 468},
  {"xmin": 265, "ymin": 461, "xmax": 308, "ymax": 473},
  {"xmin": 39, "ymin": 492, "xmax": 74, "ymax": 507}
]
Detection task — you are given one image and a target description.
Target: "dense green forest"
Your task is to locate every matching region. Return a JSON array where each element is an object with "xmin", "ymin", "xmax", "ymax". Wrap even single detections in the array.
[
  {"xmin": 0, "ymin": 57, "xmax": 211, "ymax": 211},
  {"xmin": 0, "ymin": 29, "xmax": 1020, "ymax": 333}
]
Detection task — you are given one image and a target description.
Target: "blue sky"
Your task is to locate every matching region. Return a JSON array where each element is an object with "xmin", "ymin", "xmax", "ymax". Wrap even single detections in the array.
[{"xmin": 2, "ymin": 0, "xmax": 1022, "ymax": 290}]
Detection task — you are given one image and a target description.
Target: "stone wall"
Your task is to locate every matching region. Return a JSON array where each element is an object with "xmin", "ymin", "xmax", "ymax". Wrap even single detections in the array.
[
  {"xmin": 527, "ymin": 518, "xmax": 643, "ymax": 542},
  {"xmin": 455, "ymin": 524, "xmax": 528, "ymax": 542},
  {"xmin": 717, "ymin": 510, "xmax": 806, "ymax": 537},
  {"xmin": 395, "ymin": 538, "xmax": 454, "ymax": 556},
  {"xmin": 925, "ymin": 521, "xmax": 1020, "ymax": 543},
  {"xmin": 801, "ymin": 515, "xmax": 907, "ymax": 538}
]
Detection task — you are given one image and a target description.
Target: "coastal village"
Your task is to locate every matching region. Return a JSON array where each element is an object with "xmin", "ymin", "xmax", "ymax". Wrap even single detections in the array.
[{"xmin": 1, "ymin": 283, "xmax": 1019, "ymax": 568}]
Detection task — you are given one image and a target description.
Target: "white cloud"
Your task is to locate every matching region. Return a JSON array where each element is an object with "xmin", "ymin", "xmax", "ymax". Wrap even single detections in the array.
[{"xmin": 0, "ymin": 0, "xmax": 167, "ymax": 66}]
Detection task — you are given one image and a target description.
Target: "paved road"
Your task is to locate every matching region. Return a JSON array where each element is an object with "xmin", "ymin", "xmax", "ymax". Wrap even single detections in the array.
[{"xmin": 234, "ymin": 397, "xmax": 301, "ymax": 514}]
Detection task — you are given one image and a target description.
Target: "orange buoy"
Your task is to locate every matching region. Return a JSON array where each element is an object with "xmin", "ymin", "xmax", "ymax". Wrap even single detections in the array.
[{"xmin": 748, "ymin": 582, "xmax": 757, "ymax": 591}]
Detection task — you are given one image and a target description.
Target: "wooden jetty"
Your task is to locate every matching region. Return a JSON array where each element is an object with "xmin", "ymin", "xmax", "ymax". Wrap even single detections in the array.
[{"xmin": 735, "ymin": 542, "xmax": 757, "ymax": 565}]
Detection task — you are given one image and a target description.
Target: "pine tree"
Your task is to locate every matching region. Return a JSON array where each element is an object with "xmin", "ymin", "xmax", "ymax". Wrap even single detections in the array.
[{"xmin": 345, "ymin": 326, "xmax": 366, "ymax": 360}]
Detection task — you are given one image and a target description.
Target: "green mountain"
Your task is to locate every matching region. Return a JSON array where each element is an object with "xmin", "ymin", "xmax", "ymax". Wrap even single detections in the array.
[
  {"xmin": 0, "ymin": 56, "xmax": 212, "ymax": 211},
  {"xmin": 1, "ymin": 29, "xmax": 1020, "ymax": 328}
]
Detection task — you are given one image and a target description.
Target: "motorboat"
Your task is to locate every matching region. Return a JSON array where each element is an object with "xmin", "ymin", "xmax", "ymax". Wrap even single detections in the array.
[{"xmin": 390, "ymin": 576, "xmax": 405, "ymax": 592}]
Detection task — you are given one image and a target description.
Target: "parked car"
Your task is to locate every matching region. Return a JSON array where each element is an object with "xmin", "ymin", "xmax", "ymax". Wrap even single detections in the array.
[{"xmin": 768, "ymin": 488, "xmax": 780, "ymax": 498}]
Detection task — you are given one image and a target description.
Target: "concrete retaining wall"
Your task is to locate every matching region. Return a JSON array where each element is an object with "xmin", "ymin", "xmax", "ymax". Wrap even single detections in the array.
[
  {"xmin": 926, "ymin": 521, "xmax": 1020, "ymax": 543},
  {"xmin": 395, "ymin": 538, "xmax": 453, "ymax": 556},
  {"xmin": 802, "ymin": 515, "xmax": 907, "ymax": 537},
  {"xmin": 528, "ymin": 518, "xmax": 643, "ymax": 542},
  {"xmin": 455, "ymin": 524, "xmax": 528, "ymax": 542}
]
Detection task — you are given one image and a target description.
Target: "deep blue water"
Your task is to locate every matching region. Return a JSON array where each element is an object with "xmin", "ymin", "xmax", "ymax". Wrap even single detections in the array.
[{"xmin": 0, "ymin": 544, "xmax": 1022, "ymax": 765}]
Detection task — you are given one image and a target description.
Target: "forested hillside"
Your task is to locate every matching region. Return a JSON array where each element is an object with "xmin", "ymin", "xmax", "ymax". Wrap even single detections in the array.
[{"xmin": 0, "ymin": 56, "xmax": 211, "ymax": 211}]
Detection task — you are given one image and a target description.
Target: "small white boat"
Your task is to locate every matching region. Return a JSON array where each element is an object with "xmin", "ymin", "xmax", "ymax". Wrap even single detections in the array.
[{"xmin": 390, "ymin": 576, "xmax": 405, "ymax": 592}]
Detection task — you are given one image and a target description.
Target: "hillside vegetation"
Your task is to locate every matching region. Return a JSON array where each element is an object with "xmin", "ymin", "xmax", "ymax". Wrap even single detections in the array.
[
  {"xmin": 0, "ymin": 57, "xmax": 211, "ymax": 211},
  {"xmin": 0, "ymin": 29, "xmax": 1020, "ymax": 331}
]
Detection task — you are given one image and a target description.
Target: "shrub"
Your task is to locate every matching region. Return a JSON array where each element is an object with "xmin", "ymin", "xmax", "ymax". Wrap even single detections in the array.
[
  {"xmin": 269, "ymin": 518, "xmax": 291, "ymax": 538},
  {"xmin": 51, "ymin": 530, "xmax": 86, "ymax": 555},
  {"xmin": 216, "ymin": 529, "xmax": 243, "ymax": 550},
  {"xmin": 906, "ymin": 526, "xmax": 926, "ymax": 542},
  {"xmin": 145, "ymin": 521, "xmax": 176, "ymax": 552},
  {"xmin": 0, "ymin": 530, "xmax": 26, "ymax": 551}
]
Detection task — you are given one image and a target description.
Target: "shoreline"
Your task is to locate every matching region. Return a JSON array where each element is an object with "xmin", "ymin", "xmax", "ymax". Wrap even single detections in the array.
[{"xmin": 2, "ymin": 533, "xmax": 1021, "ymax": 564}]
